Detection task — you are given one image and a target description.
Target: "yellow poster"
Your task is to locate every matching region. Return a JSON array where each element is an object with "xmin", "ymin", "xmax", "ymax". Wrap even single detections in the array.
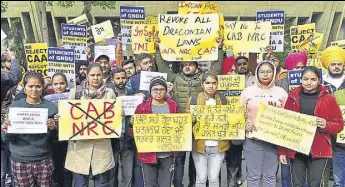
[
  {"xmin": 223, "ymin": 21, "xmax": 271, "ymax": 54},
  {"xmin": 217, "ymin": 75, "xmax": 245, "ymax": 91},
  {"xmin": 290, "ymin": 23, "xmax": 316, "ymax": 52},
  {"xmin": 300, "ymin": 32, "xmax": 323, "ymax": 58},
  {"xmin": 227, "ymin": 96, "xmax": 240, "ymax": 105},
  {"xmin": 145, "ymin": 16, "xmax": 158, "ymax": 25},
  {"xmin": 58, "ymin": 99, "xmax": 122, "ymax": 141},
  {"xmin": 121, "ymin": 19, "xmax": 146, "ymax": 45},
  {"xmin": 331, "ymin": 40, "xmax": 345, "ymax": 49},
  {"xmin": 158, "ymin": 14, "xmax": 219, "ymax": 61},
  {"xmin": 192, "ymin": 105, "xmax": 246, "ymax": 140},
  {"xmin": 252, "ymin": 104, "xmax": 318, "ymax": 155},
  {"xmin": 24, "ymin": 43, "xmax": 48, "ymax": 78},
  {"xmin": 131, "ymin": 24, "xmax": 158, "ymax": 54},
  {"xmin": 134, "ymin": 114, "xmax": 192, "ymax": 152},
  {"xmin": 337, "ymin": 106, "xmax": 345, "ymax": 144},
  {"xmin": 91, "ymin": 20, "xmax": 115, "ymax": 43}
]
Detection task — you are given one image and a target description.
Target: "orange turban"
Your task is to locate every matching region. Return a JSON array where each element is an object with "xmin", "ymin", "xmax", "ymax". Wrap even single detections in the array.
[{"xmin": 320, "ymin": 46, "xmax": 345, "ymax": 69}]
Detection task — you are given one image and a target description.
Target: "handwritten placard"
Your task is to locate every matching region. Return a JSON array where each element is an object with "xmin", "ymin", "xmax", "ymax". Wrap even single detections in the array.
[
  {"xmin": 139, "ymin": 71, "xmax": 167, "ymax": 91},
  {"xmin": 58, "ymin": 99, "xmax": 122, "ymax": 141},
  {"xmin": 192, "ymin": 105, "xmax": 246, "ymax": 140},
  {"xmin": 337, "ymin": 105, "xmax": 345, "ymax": 144},
  {"xmin": 223, "ymin": 21, "xmax": 271, "ymax": 54},
  {"xmin": 24, "ymin": 43, "xmax": 48, "ymax": 77},
  {"xmin": 131, "ymin": 24, "xmax": 158, "ymax": 54},
  {"xmin": 158, "ymin": 14, "xmax": 219, "ymax": 61},
  {"xmin": 217, "ymin": 75, "xmax": 245, "ymax": 91},
  {"xmin": 134, "ymin": 114, "xmax": 192, "ymax": 152},
  {"xmin": 290, "ymin": 23, "xmax": 315, "ymax": 52},
  {"xmin": 94, "ymin": 45, "xmax": 116, "ymax": 61},
  {"xmin": 331, "ymin": 40, "xmax": 345, "ymax": 49},
  {"xmin": 91, "ymin": 20, "xmax": 115, "ymax": 43},
  {"xmin": 8, "ymin": 108, "xmax": 48, "ymax": 134},
  {"xmin": 252, "ymin": 104, "xmax": 318, "ymax": 155},
  {"xmin": 117, "ymin": 96, "xmax": 144, "ymax": 116}
]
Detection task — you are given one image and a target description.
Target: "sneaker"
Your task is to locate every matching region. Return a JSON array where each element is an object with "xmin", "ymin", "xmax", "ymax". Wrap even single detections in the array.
[{"xmin": 236, "ymin": 178, "xmax": 243, "ymax": 186}]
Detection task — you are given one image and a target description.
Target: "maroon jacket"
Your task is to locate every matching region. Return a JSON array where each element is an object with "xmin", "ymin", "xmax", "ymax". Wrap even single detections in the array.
[
  {"xmin": 278, "ymin": 85, "xmax": 343, "ymax": 159},
  {"xmin": 134, "ymin": 96, "xmax": 179, "ymax": 164}
]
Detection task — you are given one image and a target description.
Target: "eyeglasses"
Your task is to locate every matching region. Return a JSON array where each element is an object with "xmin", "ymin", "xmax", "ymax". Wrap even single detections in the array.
[
  {"xmin": 258, "ymin": 70, "xmax": 273, "ymax": 74},
  {"xmin": 151, "ymin": 88, "xmax": 166, "ymax": 93}
]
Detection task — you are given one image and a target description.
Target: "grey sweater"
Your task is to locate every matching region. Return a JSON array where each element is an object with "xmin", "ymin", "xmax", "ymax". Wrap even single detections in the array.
[{"xmin": 1, "ymin": 98, "xmax": 57, "ymax": 163}]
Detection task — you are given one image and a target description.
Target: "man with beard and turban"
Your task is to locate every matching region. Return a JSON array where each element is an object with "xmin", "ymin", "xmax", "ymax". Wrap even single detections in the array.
[
  {"xmin": 320, "ymin": 45, "xmax": 345, "ymax": 187},
  {"xmin": 276, "ymin": 51, "xmax": 308, "ymax": 92},
  {"xmin": 112, "ymin": 67, "xmax": 135, "ymax": 187}
]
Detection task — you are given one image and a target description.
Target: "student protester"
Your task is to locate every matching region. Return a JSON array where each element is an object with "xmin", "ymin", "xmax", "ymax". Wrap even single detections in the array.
[
  {"xmin": 1, "ymin": 72, "xmax": 58, "ymax": 187},
  {"xmin": 122, "ymin": 59, "xmax": 137, "ymax": 79},
  {"xmin": 332, "ymin": 77, "xmax": 345, "ymax": 186},
  {"xmin": 64, "ymin": 63, "xmax": 116, "ymax": 187},
  {"xmin": 278, "ymin": 66, "xmax": 343, "ymax": 187},
  {"xmin": 240, "ymin": 60, "xmax": 288, "ymax": 187},
  {"xmin": 134, "ymin": 76, "xmax": 178, "ymax": 187},
  {"xmin": 76, "ymin": 64, "xmax": 88, "ymax": 86},
  {"xmin": 235, "ymin": 56, "xmax": 255, "ymax": 87},
  {"xmin": 185, "ymin": 73, "xmax": 230, "ymax": 187},
  {"xmin": 48, "ymin": 73, "xmax": 73, "ymax": 187}
]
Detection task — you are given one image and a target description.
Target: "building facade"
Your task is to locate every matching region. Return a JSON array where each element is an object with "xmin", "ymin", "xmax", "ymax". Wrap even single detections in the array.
[{"xmin": 1, "ymin": 1, "xmax": 345, "ymax": 52}]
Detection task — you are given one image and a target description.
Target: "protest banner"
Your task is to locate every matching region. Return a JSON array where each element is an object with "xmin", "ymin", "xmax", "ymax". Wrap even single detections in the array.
[
  {"xmin": 117, "ymin": 96, "xmax": 144, "ymax": 116},
  {"xmin": 61, "ymin": 23, "xmax": 87, "ymax": 61},
  {"xmin": 331, "ymin": 40, "xmax": 345, "ymax": 49},
  {"xmin": 58, "ymin": 99, "xmax": 122, "ymax": 141},
  {"xmin": 256, "ymin": 10, "xmax": 285, "ymax": 52},
  {"xmin": 158, "ymin": 14, "xmax": 219, "ymax": 61},
  {"xmin": 290, "ymin": 23, "xmax": 315, "ymax": 52},
  {"xmin": 8, "ymin": 108, "xmax": 48, "ymax": 134},
  {"xmin": 120, "ymin": 6, "xmax": 146, "ymax": 45},
  {"xmin": 1, "ymin": 29, "xmax": 6, "ymax": 41},
  {"xmin": 337, "ymin": 105, "xmax": 345, "ymax": 144},
  {"xmin": 132, "ymin": 24, "xmax": 158, "ymax": 54},
  {"xmin": 91, "ymin": 20, "xmax": 115, "ymax": 43},
  {"xmin": 146, "ymin": 16, "xmax": 158, "ymax": 25},
  {"xmin": 252, "ymin": 104, "xmax": 318, "ymax": 155},
  {"xmin": 217, "ymin": 75, "xmax": 245, "ymax": 91},
  {"xmin": 48, "ymin": 47, "xmax": 75, "ymax": 89},
  {"xmin": 94, "ymin": 45, "xmax": 116, "ymax": 61},
  {"xmin": 219, "ymin": 90, "xmax": 242, "ymax": 105},
  {"xmin": 288, "ymin": 69, "xmax": 323, "ymax": 91},
  {"xmin": 24, "ymin": 43, "xmax": 48, "ymax": 77},
  {"xmin": 223, "ymin": 21, "xmax": 271, "ymax": 54},
  {"xmin": 44, "ymin": 92, "xmax": 69, "ymax": 106},
  {"xmin": 67, "ymin": 14, "xmax": 95, "ymax": 45},
  {"xmin": 300, "ymin": 32, "xmax": 324, "ymax": 58},
  {"xmin": 139, "ymin": 71, "xmax": 168, "ymax": 91},
  {"xmin": 134, "ymin": 113, "xmax": 192, "ymax": 152},
  {"xmin": 192, "ymin": 105, "xmax": 246, "ymax": 140}
]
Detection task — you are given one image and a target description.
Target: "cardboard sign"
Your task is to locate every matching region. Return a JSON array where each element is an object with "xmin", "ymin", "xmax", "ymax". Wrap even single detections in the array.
[
  {"xmin": 158, "ymin": 14, "xmax": 219, "ymax": 61},
  {"xmin": 288, "ymin": 69, "xmax": 323, "ymax": 91},
  {"xmin": 24, "ymin": 43, "xmax": 48, "ymax": 77},
  {"xmin": 117, "ymin": 96, "xmax": 144, "ymax": 116},
  {"xmin": 290, "ymin": 23, "xmax": 315, "ymax": 52},
  {"xmin": 337, "ymin": 105, "xmax": 345, "ymax": 144},
  {"xmin": 58, "ymin": 99, "xmax": 122, "ymax": 141},
  {"xmin": 91, "ymin": 20, "xmax": 115, "ymax": 43},
  {"xmin": 67, "ymin": 14, "xmax": 95, "ymax": 45},
  {"xmin": 48, "ymin": 48, "xmax": 75, "ymax": 89},
  {"xmin": 8, "ymin": 108, "xmax": 48, "ymax": 134},
  {"xmin": 192, "ymin": 105, "xmax": 246, "ymax": 140},
  {"xmin": 131, "ymin": 24, "xmax": 158, "ymax": 54},
  {"xmin": 252, "ymin": 104, "xmax": 318, "ymax": 155},
  {"xmin": 217, "ymin": 75, "xmax": 245, "ymax": 91},
  {"xmin": 134, "ymin": 113, "xmax": 192, "ymax": 152},
  {"xmin": 94, "ymin": 45, "xmax": 116, "ymax": 61},
  {"xmin": 139, "ymin": 71, "xmax": 168, "ymax": 91},
  {"xmin": 120, "ymin": 6, "xmax": 146, "ymax": 45},
  {"xmin": 61, "ymin": 23, "xmax": 87, "ymax": 61},
  {"xmin": 331, "ymin": 40, "xmax": 345, "ymax": 49}
]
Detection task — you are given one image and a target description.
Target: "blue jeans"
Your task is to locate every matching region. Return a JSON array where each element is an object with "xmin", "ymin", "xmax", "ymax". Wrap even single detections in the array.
[
  {"xmin": 173, "ymin": 152, "xmax": 186, "ymax": 187},
  {"xmin": 1, "ymin": 150, "xmax": 12, "ymax": 187},
  {"xmin": 132, "ymin": 153, "xmax": 144, "ymax": 187},
  {"xmin": 281, "ymin": 162, "xmax": 308, "ymax": 187},
  {"xmin": 73, "ymin": 169, "xmax": 111, "ymax": 187},
  {"xmin": 333, "ymin": 147, "xmax": 345, "ymax": 187}
]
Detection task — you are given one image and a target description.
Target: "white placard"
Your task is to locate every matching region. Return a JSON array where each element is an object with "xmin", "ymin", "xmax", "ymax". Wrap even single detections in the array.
[
  {"xmin": 117, "ymin": 96, "xmax": 144, "ymax": 116},
  {"xmin": 44, "ymin": 92, "xmax": 69, "ymax": 106},
  {"xmin": 94, "ymin": 45, "xmax": 116, "ymax": 61},
  {"xmin": 8, "ymin": 108, "xmax": 48, "ymax": 134},
  {"xmin": 139, "ymin": 71, "xmax": 168, "ymax": 91}
]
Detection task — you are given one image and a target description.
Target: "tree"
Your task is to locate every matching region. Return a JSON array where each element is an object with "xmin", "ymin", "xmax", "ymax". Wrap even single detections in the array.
[
  {"xmin": 273, "ymin": 16, "xmax": 295, "ymax": 65},
  {"xmin": 1, "ymin": 1, "xmax": 8, "ymax": 13}
]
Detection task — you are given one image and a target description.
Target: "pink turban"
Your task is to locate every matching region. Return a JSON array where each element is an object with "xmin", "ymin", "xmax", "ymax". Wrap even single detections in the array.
[
  {"xmin": 284, "ymin": 52, "xmax": 308, "ymax": 70},
  {"xmin": 222, "ymin": 56, "xmax": 236, "ymax": 75}
]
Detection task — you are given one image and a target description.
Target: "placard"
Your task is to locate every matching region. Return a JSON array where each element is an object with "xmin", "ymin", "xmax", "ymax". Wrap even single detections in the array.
[
  {"xmin": 24, "ymin": 43, "xmax": 48, "ymax": 77},
  {"xmin": 139, "ymin": 71, "xmax": 167, "ymax": 91},
  {"xmin": 8, "ymin": 108, "xmax": 48, "ymax": 134}
]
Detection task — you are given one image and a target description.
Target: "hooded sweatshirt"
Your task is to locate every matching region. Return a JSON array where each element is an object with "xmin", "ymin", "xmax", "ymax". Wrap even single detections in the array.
[{"xmin": 240, "ymin": 61, "xmax": 288, "ymax": 132}]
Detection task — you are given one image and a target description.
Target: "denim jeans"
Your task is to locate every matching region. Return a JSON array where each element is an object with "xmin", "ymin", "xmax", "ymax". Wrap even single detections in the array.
[
  {"xmin": 333, "ymin": 146, "xmax": 345, "ymax": 187},
  {"xmin": 73, "ymin": 169, "xmax": 111, "ymax": 187},
  {"xmin": 173, "ymin": 152, "xmax": 186, "ymax": 187},
  {"xmin": 119, "ymin": 149, "xmax": 134, "ymax": 187},
  {"xmin": 192, "ymin": 146, "xmax": 225, "ymax": 187},
  {"xmin": 141, "ymin": 156, "xmax": 174, "ymax": 187},
  {"xmin": 1, "ymin": 150, "xmax": 11, "ymax": 187},
  {"xmin": 132, "ymin": 152, "xmax": 144, "ymax": 187}
]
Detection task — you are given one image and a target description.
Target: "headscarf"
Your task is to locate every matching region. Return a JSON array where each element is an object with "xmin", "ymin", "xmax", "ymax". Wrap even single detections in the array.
[
  {"xmin": 222, "ymin": 56, "xmax": 236, "ymax": 75},
  {"xmin": 284, "ymin": 52, "xmax": 308, "ymax": 70},
  {"xmin": 320, "ymin": 46, "xmax": 345, "ymax": 69},
  {"xmin": 81, "ymin": 80, "xmax": 107, "ymax": 99}
]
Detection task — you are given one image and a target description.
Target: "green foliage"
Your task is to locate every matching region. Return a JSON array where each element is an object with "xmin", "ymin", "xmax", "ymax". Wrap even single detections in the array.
[
  {"xmin": 1, "ymin": 1, "xmax": 8, "ymax": 13},
  {"xmin": 3, "ymin": 18, "xmax": 27, "ymax": 68}
]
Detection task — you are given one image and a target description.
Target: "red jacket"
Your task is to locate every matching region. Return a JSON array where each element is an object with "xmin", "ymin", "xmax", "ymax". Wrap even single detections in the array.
[
  {"xmin": 278, "ymin": 86, "xmax": 343, "ymax": 159},
  {"xmin": 134, "ymin": 96, "xmax": 179, "ymax": 164}
]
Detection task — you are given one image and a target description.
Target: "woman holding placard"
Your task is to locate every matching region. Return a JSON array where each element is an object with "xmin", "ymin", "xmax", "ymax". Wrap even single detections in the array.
[
  {"xmin": 278, "ymin": 66, "xmax": 343, "ymax": 187},
  {"xmin": 185, "ymin": 73, "xmax": 229, "ymax": 187},
  {"xmin": 1, "ymin": 72, "xmax": 58, "ymax": 187},
  {"xmin": 240, "ymin": 60, "xmax": 288, "ymax": 187},
  {"xmin": 64, "ymin": 63, "xmax": 117, "ymax": 187}
]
